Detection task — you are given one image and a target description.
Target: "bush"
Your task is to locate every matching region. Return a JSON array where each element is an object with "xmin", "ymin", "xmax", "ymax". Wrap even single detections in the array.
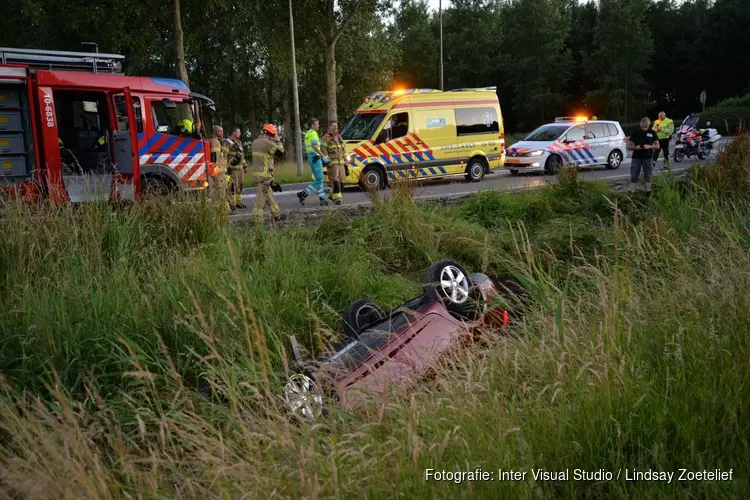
[{"xmin": 698, "ymin": 106, "xmax": 750, "ymax": 135}]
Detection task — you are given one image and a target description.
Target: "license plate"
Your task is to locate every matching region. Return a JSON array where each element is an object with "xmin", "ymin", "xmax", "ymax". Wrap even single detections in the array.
[{"xmin": 506, "ymin": 158, "xmax": 520, "ymax": 164}]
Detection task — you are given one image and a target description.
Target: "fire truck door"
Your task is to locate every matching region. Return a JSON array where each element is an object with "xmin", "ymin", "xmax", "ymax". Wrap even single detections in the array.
[{"xmin": 110, "ymin": 88, "xmax": 140, "ymax": 200}]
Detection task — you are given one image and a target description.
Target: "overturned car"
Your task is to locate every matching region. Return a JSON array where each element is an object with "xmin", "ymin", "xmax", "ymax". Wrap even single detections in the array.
[{"xmin": 282, "ymin": 260, "xmax": 517, "ymax": 421}]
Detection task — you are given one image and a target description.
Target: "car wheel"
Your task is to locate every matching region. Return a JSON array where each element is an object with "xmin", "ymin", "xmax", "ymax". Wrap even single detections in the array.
[
  {"xmin": 606, "ymin": 150, "xmax": 623, "ymax": 170},
  {"xmin": 509, "ymin": 170, "xmax": 519, "ymax": 176},
  {"xmin": 283, "ymin": 373, "xmax": 324, "ymax": 421},
  {"xmin": 544, "ymin": 155, "xmax": 562, "ymax": 175},
  {"xmin": 141, "ymin": 175, "xmax": 174, "ymax": 198},
  {"xmin": 342, "ymin": 299, "xmax": 386, "ymax": 341},
  {"xmin": 424, "ymin": 260, "xmax": 481, "ymax": 319},
  {"xmin": 359, "ymin": 166, "xmax": 384, "ymax": 191},
  {"xmin": 465, "ymin": 158, "xmax": 485, "ymax": 182}
]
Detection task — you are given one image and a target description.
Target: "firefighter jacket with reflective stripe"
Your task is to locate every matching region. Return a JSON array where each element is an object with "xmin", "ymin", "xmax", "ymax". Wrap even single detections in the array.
[
  {"xmin": 304, "ymin": 129, "xmax": 320, "ymax": 155},
  {"xmin": 251, "ymin": 136, "xmax": 284, "ymax": 176},
  {"xmin": 224, "ymin": 137, "xmax": 247, "ymax": 171},
  {"xmin": 321, "ymin": 132, "xmax": 345, "ymax": 164},
  {"xmin": 209, "ymin": 137, "xmax": 228, "ymax": 176},
  {"xmin": 654, "ymin": 118, "xmax": 675, "ymax": 139}
]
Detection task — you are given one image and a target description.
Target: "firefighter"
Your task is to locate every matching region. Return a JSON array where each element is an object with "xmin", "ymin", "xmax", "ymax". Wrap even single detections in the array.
[
  {"xmin": 224, "ymin": 127, "xmax": 248, "ymax": 210},
  {"xmin": 321, "ymin": 120, "xmax": 348, "ymax": 205},
  {"xmin": 652, "ymin": 111, "xmax": 674, "ymax": 170},
  {"xmin": 251, "ymin": 124, "xmax": 283, "ymax": 225},
  {"xmin": 297, "ymin": 118, "xmax": 329, "ymax": 207},
  {"xmin": 179, "ymin": 118, "xmax": 194, "ymax": 136},
  {"xmin": 208, "ymin": 125, "xmax": 231, "ymax": 214}
]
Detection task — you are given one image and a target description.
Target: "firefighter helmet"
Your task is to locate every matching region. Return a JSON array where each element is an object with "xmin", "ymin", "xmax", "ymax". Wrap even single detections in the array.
[{"xmin": 262, "ymin": 123, "xmax": 277, "ymax": 136}]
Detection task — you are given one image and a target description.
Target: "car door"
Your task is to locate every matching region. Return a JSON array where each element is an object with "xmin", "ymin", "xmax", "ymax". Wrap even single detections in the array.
[
  {"xmin": 583, "ymin": 122, "xmax": 608, "ymax": 164},
  {"xmin": 111, "ymin": 89, "xmax": 141, "ymax": 200},
  {"xmin": 372, "ymin": 111, "xmax": 413, "ymax": 181},
  {"xmin": 560, "ymin": 125, "xmax": 587, "ymax": 165}
]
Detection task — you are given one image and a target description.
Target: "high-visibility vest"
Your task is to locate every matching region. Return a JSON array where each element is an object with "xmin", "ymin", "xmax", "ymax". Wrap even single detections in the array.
[
  {"xmin": 654, "ymin": 118, "xmax": 674, "ymax": 139},
  {"xmin": 304, "ymin": 129, "xmax": 320, "ymax": 154}
]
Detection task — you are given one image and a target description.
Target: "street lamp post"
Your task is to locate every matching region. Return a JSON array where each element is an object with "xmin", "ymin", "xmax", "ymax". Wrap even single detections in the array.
[
  {"xmin": 289, "ymin": 0, "xmax": 304, "ymax": 176},
  {"xmin": 439, "ymin": 0, "xmax": 444, "ymax": 90}
]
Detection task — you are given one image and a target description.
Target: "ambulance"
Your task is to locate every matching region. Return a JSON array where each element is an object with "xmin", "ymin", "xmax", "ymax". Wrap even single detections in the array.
[
  {"xmin": 335, "ymin": 87, "xmax": 505, "ymax": 190},
  {"xmin": 0, "ymin": 46, "xmax": 216, "ymax": 204}
]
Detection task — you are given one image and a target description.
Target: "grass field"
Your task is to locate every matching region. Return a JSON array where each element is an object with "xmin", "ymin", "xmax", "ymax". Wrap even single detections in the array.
[{"xmin": 0, "ymin": 134, "xmax": 749, "ymax": 498}]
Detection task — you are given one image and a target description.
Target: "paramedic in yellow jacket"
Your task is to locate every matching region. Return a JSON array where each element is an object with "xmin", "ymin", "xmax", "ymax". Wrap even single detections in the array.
[
  {"xmin": 208, "ymin": 125, "xmax": 231, "ymax": 214},
  {"xmin": 321, "ymin": 121, "xmax": 348, "ymax": 205},
  {"xmin": 251, "ymin": 124, "xmax": 283, "ymax": 224}
]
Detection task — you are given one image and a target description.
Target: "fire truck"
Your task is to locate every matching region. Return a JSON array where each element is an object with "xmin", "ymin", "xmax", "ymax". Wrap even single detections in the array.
[{"xmin": 0, "ymin": 47, "xmax": 217, "ymax": 203}]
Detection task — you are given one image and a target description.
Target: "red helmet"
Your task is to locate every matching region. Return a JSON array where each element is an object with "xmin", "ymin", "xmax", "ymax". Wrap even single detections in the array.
[{"xmin": 263, "ymin": 124, "xmax": 277, "ymax": 135}]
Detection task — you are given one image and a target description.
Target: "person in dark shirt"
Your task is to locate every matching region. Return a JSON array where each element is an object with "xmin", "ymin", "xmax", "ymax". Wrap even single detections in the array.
[{"xmin": 628, "ymin": 117, "xmax": 660, "ymax": 196}]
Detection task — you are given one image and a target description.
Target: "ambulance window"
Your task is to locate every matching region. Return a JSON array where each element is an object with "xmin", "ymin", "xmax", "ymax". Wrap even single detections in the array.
[
  {"xmin": 376, "ymin": 112, "xmax": 409, "ymax": 144},
  {"xmin": 564, "ymin": 126, "xmax": 586, "ymax": 142},
  {"xmin": 456, "ymin": 107, "xmax": 499, "ymax": 136},
  {"xmin": 113, "ymin": 95, "xmax": 143, "ymax": 133}
]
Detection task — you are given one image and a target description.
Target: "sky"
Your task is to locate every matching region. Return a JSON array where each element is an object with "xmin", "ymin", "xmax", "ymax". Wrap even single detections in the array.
[{"xmin": 426, "ymin": 0, "xmax": 451, "ymax": 11}]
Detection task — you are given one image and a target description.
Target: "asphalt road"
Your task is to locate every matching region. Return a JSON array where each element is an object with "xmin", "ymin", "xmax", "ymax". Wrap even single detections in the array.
[{"xmin": 233, "ymin": 139, "xmax": 730, "ymax": 216}]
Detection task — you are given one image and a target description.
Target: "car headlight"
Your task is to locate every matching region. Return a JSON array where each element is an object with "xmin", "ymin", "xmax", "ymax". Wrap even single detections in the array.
[
  {"xmin": 346, "ymin": 152, "xmax": 356, "ymax": 162},
  {"xmin": 528, "ymin": 150, "xmax": 545, "ymax": 156}
]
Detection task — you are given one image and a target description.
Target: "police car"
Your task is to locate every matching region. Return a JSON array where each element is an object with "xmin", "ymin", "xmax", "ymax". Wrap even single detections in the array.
[{"xmin": 505, "ymin": 117, "xmax": 627, "ymax": 175}]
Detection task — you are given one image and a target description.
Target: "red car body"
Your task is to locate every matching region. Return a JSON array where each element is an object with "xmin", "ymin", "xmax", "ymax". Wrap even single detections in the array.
[{"xmin": 285, "ymin": 270, "xmax": 510, "ymax": 419}]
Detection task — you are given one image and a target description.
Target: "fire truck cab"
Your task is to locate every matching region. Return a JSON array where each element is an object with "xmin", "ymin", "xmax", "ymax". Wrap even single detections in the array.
[{"xmin": 0, "ymin": 47, "xmax": 216, "ymax": 203}]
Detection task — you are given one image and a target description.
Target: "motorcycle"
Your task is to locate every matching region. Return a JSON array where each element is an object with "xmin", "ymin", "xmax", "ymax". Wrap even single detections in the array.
[{"xmin": 673, "ymin": 113, "xmax": 722, "ymax": 162}]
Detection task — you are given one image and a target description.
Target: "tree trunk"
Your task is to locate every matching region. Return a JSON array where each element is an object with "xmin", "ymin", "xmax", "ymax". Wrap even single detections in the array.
[
  {"xmin": 325, "ymin": 0, "xmax": 338, "ymax": 123},
  {"xmin": 283, "ymin": 85, "xmax": 293, "ymax": 162},
  {"xmin": 172, "ymin": 0, "xmax": 189, "ymax": 86},
  {"xmin": 267, "ymin": 67, "xmax": 274, "ymax": 124},
  {"xmin": 325, "ymin": 42, "xmax": 337, "ymax": 124}
]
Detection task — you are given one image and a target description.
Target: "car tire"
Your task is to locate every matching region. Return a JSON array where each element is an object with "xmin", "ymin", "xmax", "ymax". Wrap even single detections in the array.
[
  {"xmin": 342, "ymin": 299, "xmax": 386, "ymax": 341},
  {"xmin": 359, "ymin": 166, "xmax": 385, "ymax": 191},
  {"xmin": 465, "ymin": 158, "xmax": 485, "ymax": 182},
  {"xmin": 544, "ymin": 155, "xmax": 562, "ymax": 175},
  {"xmin": 423, "ymin": 260, "xmax": 481, "ymax": 320},
  {"xmin": 606, "ymin": 150, "xmax": 623, "ymax": 170},
  {"xmin": 509, "ymin": 169, "xmax": 519, "ymax": 176},
  {"xmin": 141, "ymin": 175, "xmax": 175, "ymax": 198}
]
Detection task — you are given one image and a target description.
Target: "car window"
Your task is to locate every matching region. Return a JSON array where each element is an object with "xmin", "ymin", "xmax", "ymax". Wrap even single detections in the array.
[
  {"xmin": 455, "ymin": 107, "xmax": 499, "ymax": 136},
  {"xmin": 341, "ymin": 112, "xmax": 387, "ymax": 141},
  {"xmin": 585, "ymin": 123, "xmax": 607, "ymax": 139},
  {"xmin": 523, "ymin": 125, "xmax": 568, "ymax": 141},
  {"xmin": 113, "ymin": 95, "xmax": 143, "ymax": 133},
  {"xmin": 376, "ymin": 112, "xmax": 409, "ymax": 144},
  {"xmin": 564, "ymin": 125, "xmax": 585, "ymax": 142},
  {"xmin": 606, "ymin": 123, "xmax": 620, "ymax": 137},
  {"xmin": 151, "ymin": 100, "xmax": 196, "ymax": 137},
  {"xmin": 326, "ymin": 312, "xmax": 412, "ymax": 371}
]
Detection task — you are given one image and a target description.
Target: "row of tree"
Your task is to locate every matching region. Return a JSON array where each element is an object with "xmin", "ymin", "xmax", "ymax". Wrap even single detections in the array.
[{"xmin": 2, "ymin": 0, "xmax": 748, "ymax": 151}]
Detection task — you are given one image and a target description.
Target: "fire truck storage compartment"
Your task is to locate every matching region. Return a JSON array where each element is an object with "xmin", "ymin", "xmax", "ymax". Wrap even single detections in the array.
[{"xmin": 0, "ymin": 84, "xmax": 34, "ymax": 179}]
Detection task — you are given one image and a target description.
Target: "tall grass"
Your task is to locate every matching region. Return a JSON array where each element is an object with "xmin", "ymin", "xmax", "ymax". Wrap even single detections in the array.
[{"xmin": 1, "ymin": 136, "xmax": 749, "ymax": 498}]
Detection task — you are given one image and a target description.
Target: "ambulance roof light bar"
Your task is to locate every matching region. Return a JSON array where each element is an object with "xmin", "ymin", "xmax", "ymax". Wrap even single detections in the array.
[
  {"xmin": 448, "ymin": 86, "xmax": 497, "ymax": 92},
  {"xmin": 0, "ymin": 47, "xmax": 125, "ymax": 74}
]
